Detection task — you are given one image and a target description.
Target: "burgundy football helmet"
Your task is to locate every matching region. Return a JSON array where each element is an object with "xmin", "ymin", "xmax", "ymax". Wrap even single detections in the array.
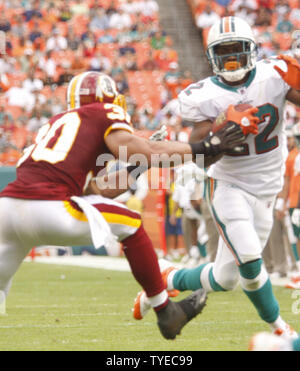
[{"xmin": 67, "ymin": 71, "xmax": 127, "ymax": 111}]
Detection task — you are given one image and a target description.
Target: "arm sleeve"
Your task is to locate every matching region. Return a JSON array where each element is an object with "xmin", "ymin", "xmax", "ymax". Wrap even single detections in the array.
[
  {"xmin": 99, "ymin": 104, "xmax": 134, "ymax": 139},
  {"xmin": 178, "ymin": 87, "xmax": 215, "ymax": 123}
]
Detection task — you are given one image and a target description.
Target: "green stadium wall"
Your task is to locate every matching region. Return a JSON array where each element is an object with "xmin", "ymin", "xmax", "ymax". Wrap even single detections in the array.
[{"xmin": 0, "ymin": 167, "xmax": 16, "ymax": 191}]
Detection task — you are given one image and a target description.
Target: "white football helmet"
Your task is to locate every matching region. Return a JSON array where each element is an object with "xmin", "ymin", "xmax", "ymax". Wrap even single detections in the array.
[{"xmin": 206, "ymin": 16, "xmax": 258, "ymax": 82}]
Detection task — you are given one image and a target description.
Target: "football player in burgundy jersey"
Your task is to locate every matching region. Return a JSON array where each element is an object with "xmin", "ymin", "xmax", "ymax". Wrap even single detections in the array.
[{"xmin": 0, "ymin": 71, "xmax": 255, "ymax": 340}]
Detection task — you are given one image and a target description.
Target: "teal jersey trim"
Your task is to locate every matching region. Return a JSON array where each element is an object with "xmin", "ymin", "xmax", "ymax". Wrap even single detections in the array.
[
  {"xmin": 211, "ymin": 204, "xmax": 243, "ymax": 266},
  {"xmin": 210, "ymin": 68, "xmax": 257, "ymax": 93},
  {"xmin": 206, "ymin": 178, "xmax": 243, "ymax": 266}
]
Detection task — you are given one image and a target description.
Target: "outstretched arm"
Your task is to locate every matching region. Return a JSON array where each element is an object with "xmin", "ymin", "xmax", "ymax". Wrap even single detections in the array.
[
  {"xmin": 105, "ymin": 123, "xmax": 247, "ymax": 168},
  {"xmin": 104, "ymin": 103, "xmax": 259, "ymax": 171},
  {"xmin": 105, "ymin": 129, "xmax": 192, "ymax": 164}
]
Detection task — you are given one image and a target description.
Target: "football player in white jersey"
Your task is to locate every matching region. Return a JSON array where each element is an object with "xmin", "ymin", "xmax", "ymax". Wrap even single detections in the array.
[{"xmin": 133, "ymin": 16, "xmax": 300, "ymax": 340}]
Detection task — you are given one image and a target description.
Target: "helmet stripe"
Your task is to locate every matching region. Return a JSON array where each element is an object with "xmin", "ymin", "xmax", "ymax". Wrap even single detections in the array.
[
  {"xmin": 75, "ymin": 71, "xmax": 91, "ymax": 108},
  {"xmin": 69, "ymin": 74, "xmax": 81, "ymax": 110},
  {"xmin": 224, "ymin": 17, "xmax": 231, "ymax": 33},
  {"xmin": 231, "ymin": 17, "xmax": 235, "ymax": 32}
]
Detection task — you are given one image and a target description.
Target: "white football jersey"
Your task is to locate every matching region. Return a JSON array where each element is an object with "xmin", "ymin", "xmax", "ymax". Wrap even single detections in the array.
[{"xmin": 178, "ymin": 58, "xmax": 291, "ymax": 197}]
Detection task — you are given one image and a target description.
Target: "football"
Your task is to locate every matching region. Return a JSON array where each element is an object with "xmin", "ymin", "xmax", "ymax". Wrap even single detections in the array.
[{"xmin": 212, "ymin": 104, "xmax": 253, "ymax": 133}]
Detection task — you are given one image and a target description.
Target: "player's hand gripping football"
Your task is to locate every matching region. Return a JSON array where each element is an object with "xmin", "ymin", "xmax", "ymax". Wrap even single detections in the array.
[
  {"xmin": 274, "ymin": 55, "xmax": 300, "ymax": 90},
  {"xmin": 226, "ymin": 104, "xmax": 259, "ymax": 136},
  {"xmin": 191, "ymin": 105, "xmax": 259, "ymax": 157}
]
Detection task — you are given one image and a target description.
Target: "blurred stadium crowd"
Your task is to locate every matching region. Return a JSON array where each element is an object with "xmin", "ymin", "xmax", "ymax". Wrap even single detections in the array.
[
  {"xmin": 0, "ymin": 0, "xmax": 194, "ymax": 166},
  {"xmin": 0, "ymin": 0, "xmax": 300, "ymax": 166}
]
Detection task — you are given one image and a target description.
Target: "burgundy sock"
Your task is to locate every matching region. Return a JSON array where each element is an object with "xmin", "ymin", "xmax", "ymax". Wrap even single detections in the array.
[
  {"xmin": 154, "ymin": 299, "xmax": 170, "ymax": 313},
  {"xmin": 123, "ymin": 226, "xmax": 165, "ymax": 298}
]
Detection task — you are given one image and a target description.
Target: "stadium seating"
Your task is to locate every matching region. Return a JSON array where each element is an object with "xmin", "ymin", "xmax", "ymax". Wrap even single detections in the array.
[
  {"xmin": 2, "ymin": 0, "xmax": 299, "ymax": 165},
  {"xmin": 0, "ymin": 0, "xmax": 187, "ymax": 166},
  {"xmin": 127, "ymin": 71, "xmax": 164, "ymax": 112}
]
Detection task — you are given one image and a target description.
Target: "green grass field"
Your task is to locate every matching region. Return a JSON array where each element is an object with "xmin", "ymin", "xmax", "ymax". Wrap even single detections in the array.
[{"xmin": 0, "ymin": 261, "xmax": 299, "ymax": 351}]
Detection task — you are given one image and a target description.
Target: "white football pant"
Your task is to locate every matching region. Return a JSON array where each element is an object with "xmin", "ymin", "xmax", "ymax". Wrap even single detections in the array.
[
  {"xmin": 0, "ymin": 196, "xmax": 142, "ymax": 297},
  {"xmin": 207, "ymin": 179, "xmax": 275, "ymax": 290}
]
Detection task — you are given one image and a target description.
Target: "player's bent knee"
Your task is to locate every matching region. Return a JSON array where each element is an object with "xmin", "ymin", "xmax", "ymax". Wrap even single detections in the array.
[
  {"xmin": 219, "ymin": 277, "xmax": 239, "ymax": 291},
  {"xmin": 212, "ymin": 261, "xmax": 239, "ymax": 292},
  {"xmin": 239, "ymin": 259, "xmax": 268, "ymax": 291},
  {"xmin": 213, "ymin": 273, "xmax": 239, "ymax": 291}
]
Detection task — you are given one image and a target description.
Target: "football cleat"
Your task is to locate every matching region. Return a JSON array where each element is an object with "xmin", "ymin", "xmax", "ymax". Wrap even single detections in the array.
[
  {"xmin": 132, "ymin": 291, "xmax": 150, "ymax": 321},
  {"xmin": 273, "ymin": 324, "xmax": 299, "ymax": 340},
  {"xmin": 162, "ymin": 267, "xmax": 180, "ymax": 298},
  {"xmin": 156, "ymin": 289, "xmax": 207, "ymax": 340},
  {"xmin": 249, "ymin": 332, "xmax": 291, "ymax": 351},
  {"xmin": 132, "ymin": 265, "xmax": 179, "ymax": 320},
  {"xmin": 291, "ymin": 275, "xmax": 300, "ymax": 284},
  {"xmin": 285, "ymin": 281, "xmax": 300, "ymax": 290}
]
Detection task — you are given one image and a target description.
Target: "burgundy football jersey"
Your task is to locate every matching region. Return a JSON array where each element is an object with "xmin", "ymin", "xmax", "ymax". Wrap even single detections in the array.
[{"xmin": 0, "ymin": 103, "xmax": 133, "ymax": 200}]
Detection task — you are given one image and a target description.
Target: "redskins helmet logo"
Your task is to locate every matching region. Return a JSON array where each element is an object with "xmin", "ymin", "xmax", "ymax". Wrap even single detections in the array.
[{"xmin": 97, "ymin": 75, "xmax": 117, "ymax": 100}]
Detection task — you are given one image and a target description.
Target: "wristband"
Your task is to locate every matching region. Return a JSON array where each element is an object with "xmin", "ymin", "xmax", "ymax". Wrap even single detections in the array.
[{"xmin": 190, "ymin": 141, "xmax": 209, "ymax": 158}]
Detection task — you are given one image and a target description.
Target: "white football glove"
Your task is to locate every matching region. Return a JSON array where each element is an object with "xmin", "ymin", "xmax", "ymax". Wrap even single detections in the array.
[
  {"xmin": 149, "ymin": 125, "xmax": 168, "ymax": 142},
  {"xmin": 292, "ymin": 208, "xmax": 300, "ymax": 228}
]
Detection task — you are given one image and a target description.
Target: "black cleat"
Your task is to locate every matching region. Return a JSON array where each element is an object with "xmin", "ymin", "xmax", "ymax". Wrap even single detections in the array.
[{"xmin": 156, "ymin": 289, "xmax": 207, "ymax": 340}]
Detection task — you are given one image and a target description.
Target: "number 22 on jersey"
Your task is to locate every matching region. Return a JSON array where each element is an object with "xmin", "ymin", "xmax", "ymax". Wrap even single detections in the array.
[
  {"xmin": 227, "ymin": 103, "xmax": 279, "ymax": 157},
  {"xmin": 18, "ymin": 112, "xmax": 81, "ymax": 167}
]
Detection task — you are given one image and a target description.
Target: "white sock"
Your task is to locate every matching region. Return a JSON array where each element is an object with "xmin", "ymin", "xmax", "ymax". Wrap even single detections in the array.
[
  {"xmin": 148, "ymin": 290, "xmax": 168, "ymax": 309},
  {"xmin": 167, "ymin": 269, "xmax": 178, "ymax": 291},
  {"xmin": 270, "ymin": 316, "xmax": 287, "ymax": 331}
]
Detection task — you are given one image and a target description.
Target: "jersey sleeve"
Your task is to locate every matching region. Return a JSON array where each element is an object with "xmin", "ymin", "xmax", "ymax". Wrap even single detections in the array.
[
  {"xmin": 101, "ymin": 104, "xmax": 134, "ymax": 139},
  {"xmin": 178, "ymin": 80, "xmax": 219, "ymax": 123}
]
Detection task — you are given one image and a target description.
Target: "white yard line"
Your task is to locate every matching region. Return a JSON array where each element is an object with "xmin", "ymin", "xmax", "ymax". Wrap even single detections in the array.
[{"xmin": 24, "ymin": 256, "xmax": 131, "ymax": 272}]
